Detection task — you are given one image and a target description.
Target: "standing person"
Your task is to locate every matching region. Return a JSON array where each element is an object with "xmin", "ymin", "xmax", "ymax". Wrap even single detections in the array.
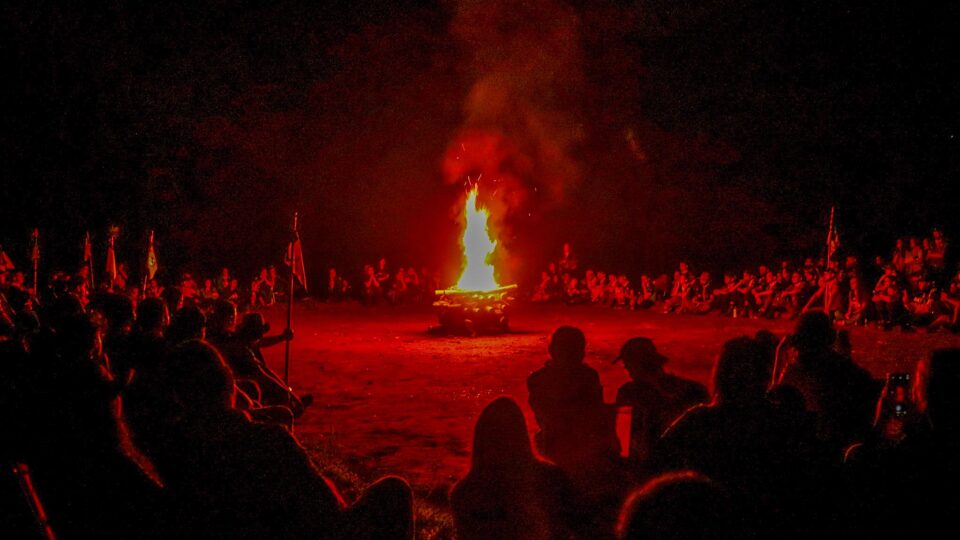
[
  {"xmin": 613, "ymin": 338, "xmax": 708, "ymax": 463},
  {"xmin": 450, "ymin": 397, "xmax": 584, "ymax": 540},
  {"xmin": 928, "ymin": 229, "xmax": 948, "ymax": 279},
  {"xmin": 559, "ymin": 242, "xmax": 578, "ymax": 274},
  {"xmin": 216, "ymin": 267, "xmax": 231, "ymax": 295},
  {"xmin": 891, "ymin": 238, "xmax": 907, "ymax": 274}
]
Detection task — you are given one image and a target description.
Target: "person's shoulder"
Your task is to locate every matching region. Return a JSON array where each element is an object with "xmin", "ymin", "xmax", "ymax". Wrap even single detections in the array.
[
  {"xmin": 664, "ymin": 373, "xmax": 708, "ymax": 399},
  {"xmin": 577, "ymin": 363, "xmax": 601, "ymax": 380},
  {"xmin": 616, "ymin": 381, "xmax": 638, "ymax": 400},
  {"xmin": 660, "ymin": 403, "xmax": 713, "ymax": 440}
]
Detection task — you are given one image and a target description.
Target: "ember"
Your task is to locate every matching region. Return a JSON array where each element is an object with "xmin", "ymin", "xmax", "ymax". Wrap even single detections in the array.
[{"xmin": 432, "ymin": 186, "xmax": 516, "ymax": 334}]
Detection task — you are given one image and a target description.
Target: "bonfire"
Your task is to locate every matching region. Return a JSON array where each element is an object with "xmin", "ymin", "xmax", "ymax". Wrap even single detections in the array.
[{"xmin": 432, "ymin": 186, "xmax": 516, "ymax": 335}]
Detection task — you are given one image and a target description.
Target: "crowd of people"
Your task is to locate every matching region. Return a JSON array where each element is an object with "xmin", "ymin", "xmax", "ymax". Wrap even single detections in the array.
[
  {"xmin": 356, "ymin": 258, "xmax": 440, "ymax": 306},
  {"xmin": 1, "ymin": 278, "xmax": 414, "ymax": 539},
  {"xmin": 453, "ymin": 319, "xmax": 959, "ymax": 539},
  {"xmin": 4, "ymin": 256, "xmax": 960, "ymax": 538},
  {"xmin": 533, "ymin": 232, "xmax": 960, "ymax": 331},
  {"xmin": 3, "ymin": 228, "xmax": 960, "ymax": 539}
]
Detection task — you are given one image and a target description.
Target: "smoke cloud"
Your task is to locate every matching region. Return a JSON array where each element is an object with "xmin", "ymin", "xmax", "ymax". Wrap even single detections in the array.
[{"xmin": 444, "ymin": 0, "xmax": 585, "ymax": 223}]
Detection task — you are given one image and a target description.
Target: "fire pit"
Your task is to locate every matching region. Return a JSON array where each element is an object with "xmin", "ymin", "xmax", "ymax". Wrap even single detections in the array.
[
  {"xmin": 431, "ymin": 186, "xmax": 516, "ymax": 335},
  {"xmin": 431, "ymin": 285, "xmax": 516, "ymax": 335}
]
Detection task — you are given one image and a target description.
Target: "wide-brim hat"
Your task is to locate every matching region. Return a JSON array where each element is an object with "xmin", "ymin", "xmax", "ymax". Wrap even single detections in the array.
[{"xmin": 614, "ymin": 337, "xmax": 668, "ymax": 367}]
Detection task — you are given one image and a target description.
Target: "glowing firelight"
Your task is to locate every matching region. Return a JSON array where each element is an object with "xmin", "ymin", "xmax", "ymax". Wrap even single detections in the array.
[{"xmin": 454, "ymin": 187, "xmax": 500, "ymax": 291}]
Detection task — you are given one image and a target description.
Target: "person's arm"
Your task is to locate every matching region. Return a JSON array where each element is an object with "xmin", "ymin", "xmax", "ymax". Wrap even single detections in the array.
[
  {"xmin": 802, "ymin": 287, "xmax": 823, "ymax": 312},
  {"xmin": 259, "ymin": 329, "xmax": 294, "ymax": 349}
]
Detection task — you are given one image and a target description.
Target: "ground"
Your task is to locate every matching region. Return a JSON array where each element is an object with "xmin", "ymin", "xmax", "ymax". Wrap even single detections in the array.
[{"xmin": 260, "ymin": 301, "xmax": 960, "ymax": 503}]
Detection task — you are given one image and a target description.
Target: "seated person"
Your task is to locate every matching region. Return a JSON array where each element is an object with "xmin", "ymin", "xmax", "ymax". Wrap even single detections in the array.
[
  {"xmin": 613, "ymin": 337, "xmax": 708, "ymax": 462},
  {"xmin": 450, "ymin": 397, "xmax": 585, "ymax": 540},
  {"xmin": 527, "ymin": 326, "xmax": 615, "ymax": 468},
  {"xmin": 145, "ymin": 341, "xmax": 413, "ymax": 539}
]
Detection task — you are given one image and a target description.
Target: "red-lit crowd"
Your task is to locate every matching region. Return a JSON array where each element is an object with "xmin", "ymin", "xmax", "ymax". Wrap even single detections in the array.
[
  {"xmin": 0, "ymin": 263, "xmax": 292, "ymax": 318},
  {"xmin": 355, "ymin": 258, "xmax": 440, "ymax": 306},
  {"xmin": 3, "ymin": 233, "xmax": 960, "ymax": 539},
  {"xmin": 1, "ymin": 267, "xmax": 413, "ymax": 539},
  {"xmin": 533, "ymin": 231, "xmax": 958, "ymax": 329}
]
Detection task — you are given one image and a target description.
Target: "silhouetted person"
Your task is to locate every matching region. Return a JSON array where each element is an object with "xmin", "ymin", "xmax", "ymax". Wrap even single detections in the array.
[
  {"xmin": 147, "ymin": 340, "xmax": 412, "ymax": 540},
  {"xmin": 617, "ymin": 471, "xmax": 733, "ymax": 540},
  {"xmin": 450, "ymin": 397, "xmax": 584, "ymax": 540},
  {"xmin": 613, "ymin": 337, "xmax": 708, "ymax": 463},
  {"xmin": 233, "ymin": 312, "xmax": 311, "ymax": 416},
  {"xmin": 844, "ymin": 348, "xmax": 960, "ymax": 538},
  {"xmin": 528, "ymin": 326, "xmax": 625, "ymax": 537},
  {"xmin": 779, "ymin": 311, "xmax": 879, "ymax": 450},
  {"xmin": 527, "ymin": 326, "xmax": 611, "ymax": 466},
  {"xmin": 22, "ymin": 314, "xmax": 167, "ymax": 538},
  {"xmin": 165, "ymin": 304, "xmax": 205, "ymax": 345},
  {"xmin": 654, "ymin": 337, "xmax": 827, "ymax": 538}
]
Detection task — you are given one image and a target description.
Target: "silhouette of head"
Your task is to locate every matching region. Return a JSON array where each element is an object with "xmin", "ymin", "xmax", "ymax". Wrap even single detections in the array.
[
  {"xmin": 236, "ymin": 312, "xmax": 270, "ymax": 343},
  {"xmin": 713, "ymin": 337, "xmax": 771, "ymax": 404},
  {"xmin": 548, "ymin": 326, "xmax": 586, "ymax": 367},
  {"xmin": 136, "ymin": 297, "xmax": 169, "ymax": 335},
  {"xmin": 618, "ymin": 471, "xmax": 731, "ymax": 540},
  {"xmin": 616, "ymin": 337, "xmax": 667, "ymax": 378},
  {"xmin": 167, "ymin": 305, "xmax": 206, "ymax": 344},
  {"xmin": 207, "ymin": 299, "xmax": 237, "ymax": 337},
  {"xmin": 792, "ymin": 311, "xmax": 835, "ymax": 354},
  {"xmin": 470, "ymin": 397, "xmax": 535, "ymax": 473},
  {"xmin": 164, "ymin": 340, "xmax": 235, "ymax": 413}
]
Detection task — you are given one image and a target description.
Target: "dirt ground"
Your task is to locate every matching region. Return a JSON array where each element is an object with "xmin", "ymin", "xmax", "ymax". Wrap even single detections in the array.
[{"xmin": 260, "ymin": 302, "xmax": 960, "ymax": 497}]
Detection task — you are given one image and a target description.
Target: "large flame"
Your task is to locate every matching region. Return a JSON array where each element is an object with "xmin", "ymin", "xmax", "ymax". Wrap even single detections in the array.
[{"xmin": 454, "ymin": 187, "xmax": 500, "ymax": 291}]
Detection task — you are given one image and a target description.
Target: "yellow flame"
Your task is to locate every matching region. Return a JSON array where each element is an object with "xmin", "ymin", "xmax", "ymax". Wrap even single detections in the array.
[{"xmin": 454, "ymin": 187, "xmax": 500, "ymax": 291}]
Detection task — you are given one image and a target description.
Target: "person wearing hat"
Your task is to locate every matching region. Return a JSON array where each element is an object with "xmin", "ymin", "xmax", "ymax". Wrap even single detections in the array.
[
  {"xmin": 613, "ymin": 337, "xmax": 708, "ymax": 462},
  {"xmin": 231, "ymin": 311, "xmax": 312, "ymax": 417}
]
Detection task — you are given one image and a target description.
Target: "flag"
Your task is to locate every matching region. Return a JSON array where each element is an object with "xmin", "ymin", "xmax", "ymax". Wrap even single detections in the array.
[
  {"xmin": 285, "ymin": 214, "xmax": 307, "ymax": 292},
  {"xmin": 0, "ymin": 244, "xmax": 14, "ymax": 272},
  {"xmin": 29, "ymin": 229, "xmax": 39, "ymax": 264},
  {"xmin": 286, "ymin": 236, "xmax": 307, "ymax": 292},
  {"xmin": 0, "ymin": 245, "xmax": 14, "ymax": 272},
  {"xmin": 106, "ymin": 226, "xmax": 119, "ymax": 284},
  {"xmin": 826, "ymin": 207, "xmax": 840, "ymax": 260},
  {"xmin": 145, "ymin": 230, "xmax": 159, "ymax": 280},
  {"xmin": 82, "ymin": 232, "xmax": 93, "ymax": 266}
]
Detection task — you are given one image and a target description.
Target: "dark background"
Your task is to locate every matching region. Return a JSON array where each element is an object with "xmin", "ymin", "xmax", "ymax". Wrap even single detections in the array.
[{"xmin": 2, "ymin": 0, "xmax": 958, "ymax": 287}]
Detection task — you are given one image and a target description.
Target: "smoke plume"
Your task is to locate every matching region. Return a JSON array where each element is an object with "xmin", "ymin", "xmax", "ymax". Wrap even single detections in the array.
[{"xmin": 444, "ymin": 0, "xmax": 584, "ymax": 227}]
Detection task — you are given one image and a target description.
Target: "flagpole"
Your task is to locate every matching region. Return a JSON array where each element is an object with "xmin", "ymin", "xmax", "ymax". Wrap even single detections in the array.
[
  {"xmin": 284, "ymin": 212, "xmax": 298, "ymax": 387},
  {"xmin": 825, "ymin": 206, "xmax": 835, "ymax": 269},
  {"xmin": 30, "ymin": 229, "xmax": 39, "ymax": 296},
  {"xmin": 86, "ymin": 232, "xmax": 95, "ymax": 292},
  {"xmin": 143, "ymin": 230, "xmax": 153, "ymax": 296}
]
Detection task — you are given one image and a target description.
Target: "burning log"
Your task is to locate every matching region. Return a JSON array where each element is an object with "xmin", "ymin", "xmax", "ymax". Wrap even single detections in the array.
[{"xmin": 431, "ymin": 285, "xmax": 516, "ymax": 336}]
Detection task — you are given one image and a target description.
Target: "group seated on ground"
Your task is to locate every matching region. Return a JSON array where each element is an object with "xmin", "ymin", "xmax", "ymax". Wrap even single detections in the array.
[
  {"xmin": 448, "ymin": 318, "xmax": 960, "ymax": 539},
  {"xmin": 0, "ymin": 286, "xmax": 413, "ymax": 539},
  {"xmin": 3, "ymin": 229, "xmax": 960, "ymax": 539},
  {"xmin": 532, "ymin": 232, "xmax": 960, "ymax": 331}
]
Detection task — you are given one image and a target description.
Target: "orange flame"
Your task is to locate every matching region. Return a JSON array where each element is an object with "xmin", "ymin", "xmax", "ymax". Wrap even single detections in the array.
[{"xmin": 454, "ymin": 187, "xmax": 500, "ymax": 291}]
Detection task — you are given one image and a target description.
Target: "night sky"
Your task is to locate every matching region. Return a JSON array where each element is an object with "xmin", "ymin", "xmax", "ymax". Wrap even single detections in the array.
[{"xmin": 2, "ymin": 0, "xmax": 958, "ymax": 286}]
